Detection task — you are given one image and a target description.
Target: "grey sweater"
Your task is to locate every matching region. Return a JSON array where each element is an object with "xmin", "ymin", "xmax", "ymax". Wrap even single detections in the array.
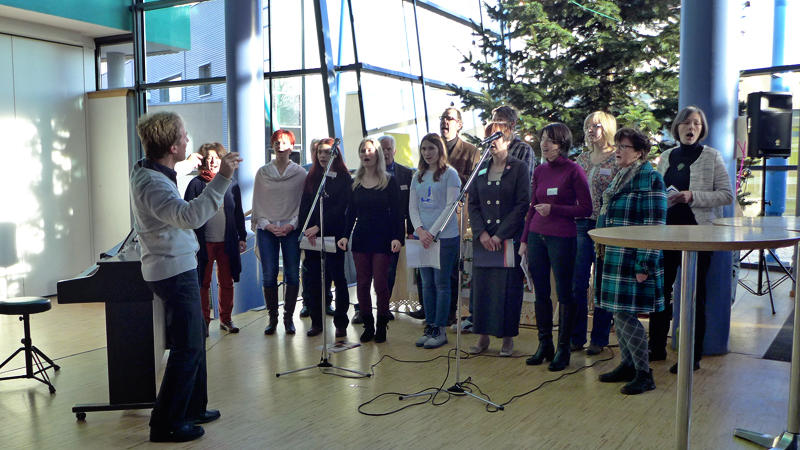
[{"xmin": 657, "ymin": 145, "xmax": 734, "ymax": 225}]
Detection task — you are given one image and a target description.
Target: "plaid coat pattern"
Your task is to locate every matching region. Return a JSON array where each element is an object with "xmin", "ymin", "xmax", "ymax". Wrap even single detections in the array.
[{"xmin": 594, "ymin": 162, "xmax": 667, "ymax": 313}]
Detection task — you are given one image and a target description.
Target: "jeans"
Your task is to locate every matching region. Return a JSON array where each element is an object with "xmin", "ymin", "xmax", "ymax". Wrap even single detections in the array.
[
  {"xmin": 419, "ymin": 237, "xmax": 460, "ymax": 327},
  {"xmin": 146, "ymin": 270, "xmax": 207, "ymax": 430},
  {"xmin": 527, "ymin": 231, "xmax": 576, "ymax": 341},
  {"xmin": 571, "ymin": 219, "xmax": 613, "ymax": 347},
  {"xmin": 257, "ymin": 228, "xmax": 301, "ymax": 288}
]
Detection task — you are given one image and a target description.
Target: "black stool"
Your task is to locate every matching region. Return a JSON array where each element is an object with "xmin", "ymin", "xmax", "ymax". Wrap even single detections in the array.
[{"xmin": 0, "ymin": 297, "xmax": 59, "ymax": 393}]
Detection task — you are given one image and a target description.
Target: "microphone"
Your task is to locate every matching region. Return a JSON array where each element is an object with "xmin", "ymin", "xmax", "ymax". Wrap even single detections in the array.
[{"xmin": 481, "ymin": 131, "xmax": 504, "ymax": 145}]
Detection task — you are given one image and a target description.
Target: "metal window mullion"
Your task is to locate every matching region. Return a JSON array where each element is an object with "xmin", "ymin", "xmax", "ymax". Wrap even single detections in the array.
[{"xmin": 411, "ymin": 0, "xmax": 430, "ymax": 133}]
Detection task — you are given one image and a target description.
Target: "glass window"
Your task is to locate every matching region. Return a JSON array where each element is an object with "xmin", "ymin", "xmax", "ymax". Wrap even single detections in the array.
[
  {"xmin": 349, "ymin": 0, "xmax": 419, "ymax": 75},
  {"xmin": 737, "ymin": 1, "xmax": 800, "ymax": 71},
  {"xmin": 266, "ymin": 74, "xmax": 328, "ymax": 165},
  {"xmin": 416, "ymin": 6, "xmax": 483, "ymax": 90},
  {"xmin": 198, "ymin": 63, "xmax": 211, "ymax": 96},
  {"xmin": 145, "ymin": 0, "xmax": 226, "ymax": 83},
  {"xmin": 265, "ymin": 0, "xmax": 320, "ymax": 72},
  {"xmin": 159, "ymin": 75, "xmax": 183, "ymax": 103},
  {"xmin": 98, "ymin": 41, "xmax": 134, "ymax": 89}
]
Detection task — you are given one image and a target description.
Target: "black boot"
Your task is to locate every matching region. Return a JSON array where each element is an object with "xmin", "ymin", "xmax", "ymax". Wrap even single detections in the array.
[
  {"xmin": 263, "ymin": 287, "xmax": 279, "ymax": 335},
  {"xmin": 375, "ymin": 314, "xmax": 389, "ymax": 343},
  {"xmin": 621, "ymin": 369, "xmax": 656, "ymax": 395},
  {"xmin": 360, "ymin": 313, "xmax": 375, "ymax": 343},
  {"xmin": 526, "ymin": 339, "xmax": 554, "ymax": 365},
  {"xmin": 283, "ymin": 285, "xmax": 299, "ymax": 335},
  {"xmin": 648, "ymin": 302, "xmax": 671, "ymax": 361},
  {"xmin": 599, "ymin": 362, "xmax": 636, "ymax": 383},
  {"xmin": 549, "ymin": 304, "xmax": 575, "ymax": 372}
]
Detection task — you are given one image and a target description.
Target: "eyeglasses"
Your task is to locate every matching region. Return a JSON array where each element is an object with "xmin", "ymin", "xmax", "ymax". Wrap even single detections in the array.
[{"xmin": 585, "ymin": 123, "xmax": 602, "ymax": 132}]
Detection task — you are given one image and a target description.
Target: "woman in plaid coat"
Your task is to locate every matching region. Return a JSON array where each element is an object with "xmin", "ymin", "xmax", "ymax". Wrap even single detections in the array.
[{"xmin": 595, "ymin": 128, "xmax": 666, "ymax": 395}]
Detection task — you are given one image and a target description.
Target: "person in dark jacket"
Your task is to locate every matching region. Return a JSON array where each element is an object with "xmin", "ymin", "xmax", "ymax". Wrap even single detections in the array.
[
  {"xmin": 595, "ymin": 128, "xmax": 667, "ymax": 395},
  {"xmin": 299, "ymin": 138, "xmax": 353, "ymax": 338},
  {"xmin": 184, "ymin": 142, "xmax": 247, "ymax": 335},
  {"xmin": 467, "ymin": 121, "xmax": 530, "ymax": 357}
]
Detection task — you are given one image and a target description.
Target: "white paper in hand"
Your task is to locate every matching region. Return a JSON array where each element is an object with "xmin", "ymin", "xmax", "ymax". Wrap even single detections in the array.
[
  {"xmin": 405, "ymin": 239, "xmax": 440, "ymax": 269},
  {"xmin": 300, "ymin": 236, "xmax": 337, "ymax": 253}
]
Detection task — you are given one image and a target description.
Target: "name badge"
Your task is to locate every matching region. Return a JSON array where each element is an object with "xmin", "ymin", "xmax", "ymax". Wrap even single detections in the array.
[
  {"xmin": 547, "ymin": 187, "xmax": 558, "ymax": 196},
  {"xmin": 598, "ymin": 168, "xmax": 612, "ymax": 176},
  {"xmin": 478, "ymin": 168, "xmax": 487, "ymax": 176},
  {"xmin": 400, "ymin": 184, "xmax": 409, "ymax": 191},
  {"xmin": 325, "ymin": 172, "xmax": 337, "ymax": 178}
]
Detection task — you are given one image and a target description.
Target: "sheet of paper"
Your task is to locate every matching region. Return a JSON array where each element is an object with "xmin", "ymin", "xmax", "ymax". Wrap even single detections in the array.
[
  {"xmin": 299, "ymin": 236, "xmax": 337, "ymax": 253},
  {"xmin": 405, "ymin": 239, "xmax": 441, "ymax": 269}
]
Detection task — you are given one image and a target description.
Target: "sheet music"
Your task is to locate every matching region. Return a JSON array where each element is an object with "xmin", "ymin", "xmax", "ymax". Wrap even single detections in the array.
[
  {"xmin": 405, "ymin": 239, "xmax": 441, "ymax": 269},
  {"xmin": 299, "ymin": 236, "xmax": 337, "ymax": 253}
]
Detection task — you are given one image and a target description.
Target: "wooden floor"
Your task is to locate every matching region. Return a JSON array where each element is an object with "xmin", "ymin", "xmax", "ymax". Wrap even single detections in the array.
[{"xmin": 0, "ymin": 268, "xmax": 794, "ymax": 449}]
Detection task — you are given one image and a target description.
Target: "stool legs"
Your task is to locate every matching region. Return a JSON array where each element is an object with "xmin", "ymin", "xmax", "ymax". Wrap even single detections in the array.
[{"xmin": 0, "ymin": 314, "xmax": 59, "ymax": 393}]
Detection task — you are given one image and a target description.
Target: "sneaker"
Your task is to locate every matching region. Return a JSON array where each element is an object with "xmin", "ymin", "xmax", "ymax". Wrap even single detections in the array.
[
  {"xmin": 451, "ymin": 318, "xmax": 473, "ymax": 333},
  {"xmin": 586, "ymin": 344, "xmax": 604, "ymax": 355},
  {"xmin": 423, "ymin": 327, "xmax": 447, "ymax": 349},
  {"xmin": 220, "ymin": 321, "xmax": 239, "ymax": 333},
  {"xmin": 352, "ymin": 310, "xmax": 363, "ymax": 324},
  {"xmin": 416, "ymin": 325, "xmax": 433, "ymax": 347}
]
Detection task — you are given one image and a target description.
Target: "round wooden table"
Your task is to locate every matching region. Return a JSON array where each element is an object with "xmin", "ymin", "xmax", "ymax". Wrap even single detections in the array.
[
  {"xmin": 714, "ymin": 216, "xmax": 800, "ymax": 448},
  {"xmin": 589, "ymin": 224, "xmax": 800, "ymax": 450}
]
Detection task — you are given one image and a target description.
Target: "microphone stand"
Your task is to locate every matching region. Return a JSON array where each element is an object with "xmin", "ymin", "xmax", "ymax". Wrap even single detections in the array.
[
  {"xmin": 399, "ymin": 136, "xmax": 503, "ymax": 409},
  {"xmin": 277, "ymin": 141, "xmax": 370, "ymax": 378}
]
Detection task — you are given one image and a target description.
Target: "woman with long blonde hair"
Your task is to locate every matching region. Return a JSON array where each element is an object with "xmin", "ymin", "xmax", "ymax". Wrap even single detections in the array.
[{"xmin": 338, "ymin": 138, "xmax": 403, "ymax": 343}]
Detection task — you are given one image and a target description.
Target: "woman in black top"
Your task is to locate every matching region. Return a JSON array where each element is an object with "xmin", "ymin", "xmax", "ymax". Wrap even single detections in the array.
[
  {"xmin": 184, "ymin": 142, "xmax": 247, "ymax": 336},
  {"xmin": 299, "ymin": 138, "xmax": 353, "ymax": 339},
  {"xmin": 338, "ymin": 138, "xmax": 403, "ymax": 343}
]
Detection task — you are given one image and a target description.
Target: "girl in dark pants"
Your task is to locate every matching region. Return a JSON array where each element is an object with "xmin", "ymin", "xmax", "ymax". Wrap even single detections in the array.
[
  {"xmin": 651, "ymin": 106, "xmax": 733, "ymax": 373},
  {"xmin": 299, "ymin": 138, "xmax": 353, "ymax": 338},
  {"xmin": 338, "ymin": 138, "xmax": 403, "ymax": 343},
  {"xmin": 520, "ymin": 123, "xmax": 591, "ymax": 372}
]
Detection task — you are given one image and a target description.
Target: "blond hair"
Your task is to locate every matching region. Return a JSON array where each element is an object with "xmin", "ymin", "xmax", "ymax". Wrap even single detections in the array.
[
  {"xmin": 137, "ymin": 111, "xmax": 184, "ymax": 160},
  {"xmin": 352, "ymin": 138, "xmax": 389, "ymax": 190},
  {"xmin": 583, "ymin": 111, "xmax": 616, "ymax": 150}
]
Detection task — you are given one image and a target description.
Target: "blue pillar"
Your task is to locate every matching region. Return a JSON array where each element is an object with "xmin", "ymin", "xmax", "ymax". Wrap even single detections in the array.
[
  {"xmin": 225, "ymin": 0, "xmax": 266, "ymax": 313},
  {"xmin": 673, "ymin": 0, "xmax": 737, "ymax": 355},
  {"xmin": 765, "ymin": 0, "xmax": 788, "ymax": 217}
]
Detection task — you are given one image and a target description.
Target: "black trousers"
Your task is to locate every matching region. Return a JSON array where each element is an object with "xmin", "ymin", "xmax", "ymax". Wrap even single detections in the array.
[
  {"xmin": 649, "ymin": 250, "xmax": 711, "ymax": 361},
  {"xmin": 146, "ymin": 269, "xmax": 208, "ymax": 430},
  {"xmin": 304, "ymin": 250, "xmax": 350, "ymax": 330}
]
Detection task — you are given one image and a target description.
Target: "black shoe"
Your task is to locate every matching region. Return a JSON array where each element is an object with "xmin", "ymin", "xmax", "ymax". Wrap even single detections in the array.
[
  {"xmin": 375, "ymin": 316, "xmax": 389, "ymax": 343},
  {"xmin": 220, "ymin": 321, "xmax": 239, "ymax": 333},
  {"xmin": 284, "ymin": 320, "xmax": 296, "ymax": 335},
  {"xmin": 360, "ymin": 325, "xmax": 375, "ymax": 342},
  {"xmin": 325, "ymin": 305, "xmax": 335, "ymax": 316},
  {"xmin": 335, "ymin": 328, "xmax": 347, "ymax": 338},
  {"xmin": 649, "ymin": 348, "xmax": 667, "ymax": 361},
  {"xmin": 669, "ymin": 361, "xmax": 700, "ymax": 374},
  {"xmin": 299, "ymin": 306, "xmax": 310, "ymax": 318},
  {"xmin": 264, "ymin": 317, "xmax": 278, "ymax": 335},
  {"xmin": 408, "ymin": 309, "xmax": 426, "ymax": 320},
  {"xmin": 526, "ymin": 340, "xmax": 554, "ymax": 366},
  {"xmin": 599, "ymin": 363, "xmax": 636, "ymax": 383},
  {"xmin": 620, "ymin": 369, "xmax": 656, "ymax": 395},
  {"xmin": 150, "ymin": 424, "xmax": 205, "ymax": 443},
  {"xmin": 352, "ymin": 310, "xmax": 364, "ymax": 324},
  {"xmin": 548, "ymin": 344, "xmax": 571, "ymax": 372},
  {"xmin": 306, "ymin": 326, "xmax": 323, "ymax": 337},
  {"xmin": 387, "ymin": 311, "xmax": 395, "ymax": 321},
  {"xmin": 204, "ymin": 322, "xmax": 209, "ymax": 338},
  {"xmin": 190, "ymin": 409, "xmax": 221, "ymax": 425},
  {"xmin": 570, "ymin": 343, "xmax": 584, "ymax": 352}
]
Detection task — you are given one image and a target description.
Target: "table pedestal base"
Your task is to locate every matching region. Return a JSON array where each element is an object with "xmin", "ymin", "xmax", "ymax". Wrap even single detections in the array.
[{"xmin": 734, "ymin": 428, "xmax": 799, "ymax": 449}]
